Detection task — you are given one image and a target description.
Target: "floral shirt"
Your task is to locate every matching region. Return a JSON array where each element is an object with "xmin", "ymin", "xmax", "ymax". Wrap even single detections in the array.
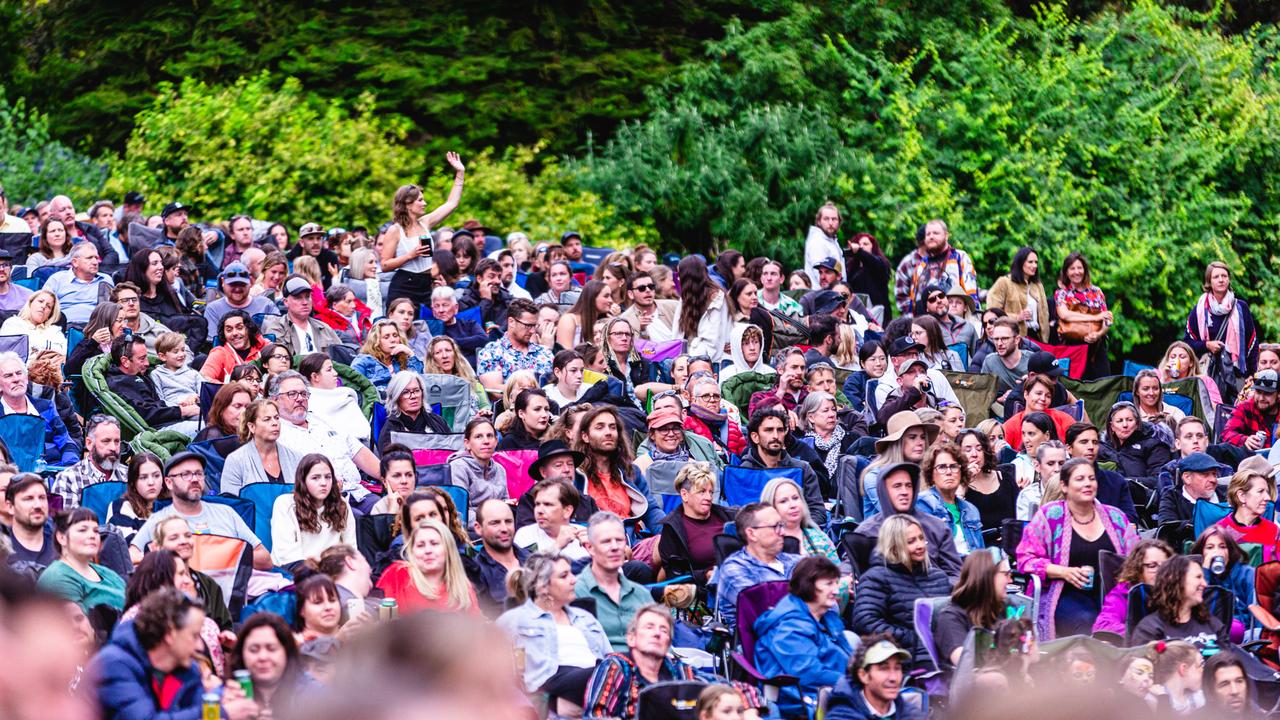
[
  {"xmin": 476, "ymin": 336, "xmax": 554, "ymax": 379},
  {"xmin": 1053, "ymin": 285, "xmax": 1108, "ymax": 312}
]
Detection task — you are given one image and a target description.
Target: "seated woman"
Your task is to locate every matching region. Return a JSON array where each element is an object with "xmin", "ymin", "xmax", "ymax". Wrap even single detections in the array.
[
  {"xmin": 656, "ymin": 462, "xmax": 731, "ymax": 584},
  {"xmin": 544, "ymin": 349, "xmax": 588, "ymax": 409},
  {"xmin": 600, "ymin": 316, "xmax": 671, "ymax": 407},
  {"xmin": 1092, "ymin": 538, "xmax": 1173, "ymax": 637},
  {"xmin": 495, "ymin": 370, "xmax": 538, "ymax": 434},
  {"xmin": 299, "ymin": 352, "xmax": 370, "ymax": 443},
  {"xmin": 292, "ymin": 571, "xmax": 351, "ymax": 644},
  {"xmin": 1159, "ymin": 340, "xmax": 1223, "ymax": 405},
  {"xmin": 916, "ymin": 441, "xmax": 984, "ymax": 555},
  {"xmin": 370, "ymin": 448, "xmax": 418, "ymax": 516},
  {"xmin": 1009, "ymin": 411, "xmax": 1060, "ymax": 488},
  {"xmin": 1131, "ymin": 554, "xmax": 1229, "ymax": 651},
  {"xmin": 1003, "ymin": 375, "xmax": 1076, "ymax": 453},
  {"xmin": 221, "ymin": 398, "xmax": 304, "ymax": 496},
  {"xmin": 556, "ymin": 280, "xmax": 614, "ymax": 350},
  {"xmin": 271, "ymin": 453, "xmax": 358, "ymax": 569},
  {"xmin": 315, "ymin": 283, "xmax": 371, "ymax": 345},
  {"xmin": 753, "ymin": 556, "xmax": 852, "ymax": 718},
  {"xmin": 1215, "ymin": 466, "xmax": 1280, "ymax": 563},
  {"xmin": 1017, "ymin": 457, "xmax": 1139, "ymax": 640},
  {"xmin": 386, "ymin": 297, "xmax": 432, "ymax": 363},
  {"xmin": 497, "ymin": 551, "xmax": 609, "ymax": 718},
  {"xmin": 1099, "ymin": 401, "xmax": 1172, "ymax": 483},
  {"xmin": 851, "ymin": 514, "xmax": 953, "ymax": 664},
  {"xmin": 27, "ymin": 216, "xmax": 72, "ymax": 270},
  {"xmin": 1, "ymin": 290, "xmax": 66, "ymax": 356},
  {"xmin": 230, "ymin": 613, "xmax": 301, "ymax": 717},
  {"xmin": 37, "ymin": 508, "xmax": 127, "ymax": 613},
  {"xmin": 1194, "ymin": 525, "xmax": 1256, "ymax": 641},
  {"xmin": 936, "ymin": 549, "xmax": 1014, "ymax": 667},
  {"xmin": 122, "ymin": 549, "xmax": 227, "ymax": 673},
  {"xmin": 200, "ymin": 310, "xmax": 269, "ymax": 383},
  {"xmin": 260, "ymin": 342, "xmax": 294, "ymax": 387},
  {"xmin": 66, "ymin": 301, "xmax": 122, "ymax": 379},
  {"xmin": 423, "ymin": 335, "xmax": 490, "ymax": 417},
  {"xmin": 799, "ymin": 391, "xmax": 856, "ymax": 486},
  {"xmin": 376, "ymin": 371, "xmax": 451, "ymax": 452},
  {"xmin": 684, "ymin": 375, "xmax": 746, "ymax": 459},
  {"xmin": 720, "ymin": 324, "xmax": 774, "ymax": 385},
  {"xmin": 1132, "ymin": 368, "xmax": 1185, "ymax": 437},
  {"xmin": 194, "ymin": 381, "xmax": 254, "ymax": 444},
  {"xmin": 105, "ymin": 452, "xmax": 166, "ymax": 546},
  {"xmin": 448, "ymin": 417, "xmax": 506, "ymax": 518},
  {"xmin": 352, "ymin": 319, "xmax": 425, "ymax": 395},
  {"xmin": 375, "ymin": 519, "xmax": 480, "ymax": 615},
  {"xmin": 762, "ymin": 477, "xmax": 838, "ymax": 562},
  {"xmin": 957, "ymin": 429, "xmax": 1018, "ymax": 539},
  {"xmin": 124, "ymin": 248, "xmax": 206, "ymax": 349}
]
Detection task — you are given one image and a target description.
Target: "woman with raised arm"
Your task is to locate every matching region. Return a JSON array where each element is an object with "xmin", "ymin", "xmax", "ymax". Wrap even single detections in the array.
[{"xmin": 383, "ymin": 152, "xmax": 465, "ymax": 307}]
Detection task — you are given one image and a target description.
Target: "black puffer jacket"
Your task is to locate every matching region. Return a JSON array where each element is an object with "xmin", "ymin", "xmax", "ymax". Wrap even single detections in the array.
[
  {"xmin": 1100, "ymin": 421, "xmax": 1173, "ymax": 483},
  {"xmin": 851, "ymin": 560, "xmax": 952, "ymax": 664}
]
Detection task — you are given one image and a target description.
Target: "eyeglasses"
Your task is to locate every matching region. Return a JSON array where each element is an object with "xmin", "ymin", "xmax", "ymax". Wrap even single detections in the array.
[
  {"xmin": 631, "ymin": 283, "xmax": 655, "ymax": 292},
  {"xmin": 653, "ymin": 425, "xmax": 683, "ymax": 435},
  {"xmin": 168, "ymin": 471, "xmax": 205, "ymax": 481},
  {"xmin": 934, "ymin": 463, "xmax": 961, "ymax": 472},
  {"xmin": 222, "ymin": 270, "xmax": 250, "ymax": 280},
  {"xmin": 927, "ymin": 294, "xmax": 945, "ymax": 302},
  {"xmin": 0, "ymin": 262, "xmax": 11, "ymax": 270},
  {"xmin": 402, "ymin": 387, "xmax": 423, "ymax": 397},
  {"xmin": 695, "ymin": 392, "xmax": 721, "ymax": 402},
  {"xmin": 608, "ymin": 331, "xmax": 633, "ymax": 338},
  {"xmin": 280, "ymin": 389, "xmax": 309, "ymax": 401},
  {"xmin": 116, "ymin": 295, "xmax": 140, "ymax": 304},
  {"xmin": 751, "ymin": 523, "xmax": 785, "ymax": 534}
]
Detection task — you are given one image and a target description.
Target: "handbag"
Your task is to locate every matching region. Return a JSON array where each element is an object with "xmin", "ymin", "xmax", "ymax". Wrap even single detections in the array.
[{"xmin": 1058, "ymin": 300, "xmax": 1104, "ymax": 343}]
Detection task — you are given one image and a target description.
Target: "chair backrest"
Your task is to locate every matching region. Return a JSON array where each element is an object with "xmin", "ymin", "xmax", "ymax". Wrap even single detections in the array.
[
  {"xmin": 0, "ymin": 334, "xmax": 29, "ymax": 362},
  {"xmin": 1123, "ymin": 360, "xmax": 1155, "ymax": 378},
  {"xmin": 1256, "ymin": 561, "xmax": 1280, "ymax": 618},
  {"xmin": 1097, "ymin": 549, "xmax": 1126, "ymax": 604},
  {"xmin": 635, "ymin": 680, "xmax": 707, "ymax": 720},
  {"xmin": 834, "ymin": 455, "xmax": 868, "ymax": 523},
  {"xmin": 1193, "ymin": 498, "xmax": 1275, "ymax": 538},
  {"xmin": 1205, "ymin": 584, "xmax": 1235, "ymax": 630},
  {"xmin": 199, "ymin": 382, "xmax": 222, "ymax": 418},
  {"xmin": 721, "ymin": 465, "xmax": 803, "ymax": 507},
  {"xmin": 1053, "ymin": 400, "xmax": 1085, "ymax": 421},
  {"xmin": 1164, "ymin": 393, "xmax": 1194, "ymax": 417},
  {"xmin": 1001, "ymin": 519, "xmax": 1027, "ymax": 562},
  {"xmin": 188, "ymin": 533, "xmax": 254, "ymax": 618},
  {"xmin": 440, "ymin": 485, "xmax": 470, "ymax": 525},
  {"xmin": 947, "ymin": 342, "xmax": 969, "ymax": 369},
  {"xmin": 914, "ymin": 596, "xmax": 953, "ymax": 673},
  {"xmin": 238, "ymin": 483, "xmax": 295, "ymax": 552},
  {"xmin": 356, "ymin": 513, "xmax": 398, "ymax": 570},
  {"xmin": 414, "ymin": 464, "xmax": 452, "ymax": 488},
  {"xmin": 735, "ymin": 580, "xmax": 791, "ymax": 665},
  {"xmin": 185, "ymin": 494, "xmax": 256, "ymax": 530},
  {"xmin": 1125, "ymin": 583, "xmax": 1152, "ymax": 644},
  {"xmin": 712, "ymin": 533, "xmax": 743, "ymax": 567},
  {"xmin": 392, "ymin": 431, "xmax": 464, "ymax": 466},
  {"xmin": 420, "ymin": 374, "xmax": 475, "ymax": 432},
  {"xmin": 1213, "ymin": 404, "xmax": 1235, "ymax": 444},
  {"xmin": 841, "ymin": 530, "xmax": 877, "ymax": 577},
  {"xmin": 0, "ymin": 413, "xmax": 46, "ymax": 472},
  {"xmin": 494, "ymin": 449, "xmax": 540, "ymax": 500},
  {"xmin": 80, "ymin": 481, "xmax": 128, "ymax": 522}
]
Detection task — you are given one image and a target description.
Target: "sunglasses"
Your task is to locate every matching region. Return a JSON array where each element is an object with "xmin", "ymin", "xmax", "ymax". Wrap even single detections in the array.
[{"xmin": 631, "ymin": 283, "xmax": 655, "ymax": 292}]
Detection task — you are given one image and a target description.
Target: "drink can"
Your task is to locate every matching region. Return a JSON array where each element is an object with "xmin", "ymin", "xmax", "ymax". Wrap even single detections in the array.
[
  {"xmin": 380, "ymin": 598, "xmax": 398, "ymax": 621},
  {"xmin": 202, "ymin": 692, "xmax": 221, "ymax": 720},
  {"xmin": 1210, "ymin": 555, "xmax": 1227, "ymax": 576},
  {"xmin": 233, "ymin": 669, "xmax": 253, "ymax": 700},
  {"xmin": 346, "ymin": 598, "xmax": 366, "ymax": 620},
  {"xmin": 1081, "ymin": 566, "xmax": 1095, "ymax": 591}
]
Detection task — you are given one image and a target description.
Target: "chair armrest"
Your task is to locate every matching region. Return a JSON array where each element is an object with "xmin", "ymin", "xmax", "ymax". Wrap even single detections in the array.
[{"xmin": 730, "ymin": 652, "xmax": 799, "ymax": 687}]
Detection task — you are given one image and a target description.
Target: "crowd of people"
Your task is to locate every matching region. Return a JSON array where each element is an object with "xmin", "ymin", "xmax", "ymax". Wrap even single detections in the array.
[{"xmin": 0, "ymin": 165, "xmax": 1277, "ymax": 720}]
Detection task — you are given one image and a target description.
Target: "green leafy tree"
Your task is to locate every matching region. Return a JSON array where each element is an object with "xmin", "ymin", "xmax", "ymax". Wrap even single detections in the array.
[
  {"xmin": 105, "ymin": 72, "xmax": 420, "ymax": 227},
  {"xmin": 0, "ymin": 87, "xmax": 107, "ymax": 205}
]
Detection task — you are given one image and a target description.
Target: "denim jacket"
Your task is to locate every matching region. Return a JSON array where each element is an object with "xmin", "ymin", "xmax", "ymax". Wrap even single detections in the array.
[
  {"xmin": 496, "ymin": 599, "xmax": 611, "ymax": 691},
  {"xmin": 915, "ymin": 488, "xmax": 984, "ymax": 555}
]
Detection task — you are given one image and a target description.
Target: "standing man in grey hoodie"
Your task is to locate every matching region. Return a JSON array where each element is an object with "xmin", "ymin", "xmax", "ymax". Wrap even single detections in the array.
[{"xmin": 804, "ymin": 202, "xmax": 843, "ymax": 286}]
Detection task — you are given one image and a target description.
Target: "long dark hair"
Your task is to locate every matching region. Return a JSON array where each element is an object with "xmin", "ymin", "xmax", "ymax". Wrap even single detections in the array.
[
  {"xmin": 125, "ymin": 451, "xmax": 165, "ymax": 518},
  {"xmin": 567, "ymin": 280, "xmax": 611, "ymax": 343},
  {"xmin": 125, "ymin": 248, "xmax": 187, "ymax": 310},
  {"xmin": 1009, "ymin": 247, "xmax": 1039, "ymax": 285},
  {"xmin": 725, "ymin": 277, "xmax": 756, "ymax": 318},
  {"xmin": 293, "ymin": 454, "xmax": 349, "ymax": 535},
  {"xmin": 677, "ymin": 256, "xmax": 718, "ymax": 339},
  {"xmin": 957, "ymin": 429, "xmax": 997, "ymax": 474},
  {"xmin": 218, "ymin": 309, "xmax": 262, "ymax": 350},
  {"xmin": 850, "ymin": 232, "xmax": 888, "ymax": 263},
  {"xmin": 951, "ymin": 550, "xmax": 1005, "ymax": 629},
  {"xmin": 912, "ymin": 314, "xmax": 947, "ymax": 355},
  {"xmin": 124, "ymin": 549, "xmax": 181, "ymax": 610},
  {"xmin": 713, "ymin": 250, "xmax": 742, "ymax": 286}
]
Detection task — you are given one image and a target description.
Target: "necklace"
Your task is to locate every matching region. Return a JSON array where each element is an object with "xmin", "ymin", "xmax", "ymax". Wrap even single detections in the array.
[{"xmin": 1069, "ymin": 507, "xmax": 1097, "ymax": 525}]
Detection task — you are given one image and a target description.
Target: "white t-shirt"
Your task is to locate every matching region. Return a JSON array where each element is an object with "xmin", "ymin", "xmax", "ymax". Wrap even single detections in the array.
[
  {"xmin": 278, "ymin": 414, "xmax": 368, "ymax": 498},
  {"xmin": 514, "ymin": 523, "xmax": 589, "ymax": 561},
  {"xmin": 556, "ymin": 623, "xmax": 598, "ymax": 668}
]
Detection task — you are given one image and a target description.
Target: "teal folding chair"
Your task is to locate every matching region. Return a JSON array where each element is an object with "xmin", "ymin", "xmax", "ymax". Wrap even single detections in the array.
[
  {"xmin": 0, "ymin": 413, "xmax": 46, "ymax": 472},
  {"xmin": 81, "ymin": 481, "xmax": 128, "ymax": 522}
]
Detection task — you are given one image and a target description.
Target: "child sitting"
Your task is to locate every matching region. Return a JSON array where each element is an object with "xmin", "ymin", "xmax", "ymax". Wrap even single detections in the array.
[{"xmin": 149, "ymin": 332, "xmax": 202, "ymax": 407}]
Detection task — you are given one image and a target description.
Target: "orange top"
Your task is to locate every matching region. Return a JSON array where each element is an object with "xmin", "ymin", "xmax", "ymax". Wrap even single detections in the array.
[
  {"xmin": 587, "ymin": 471, "xmax": 632, "ymax": 517},
  {"xmin": 374, "ymin": 561, "xmax": 481, "ymax": 616}
]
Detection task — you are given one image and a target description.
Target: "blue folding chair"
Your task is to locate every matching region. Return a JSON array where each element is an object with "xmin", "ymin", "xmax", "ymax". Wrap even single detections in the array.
[
  {"xmin": 439, "ymin": 485, "xmax": 470, "ymax": 525},
  {"xmin": 238, "ymin": 483, "xmax": 295, "ymax": 552},
  {"xmin": 721, "ymin": 466, "xmax": 803, "ymax": 507},
  {"xmin": 0, "ymin": 413, "xmax": 46, "ymax": 472},
  {"xmin": 13, "ymin": 277, "xmax": 39, "ymax": 291},
  {"xmin": 1194, "ymin": 498, "xmax": 1275, "ymax": 538},
  {"xmin": 81, "ymin": 481, "xmax": 128, "ymax": 522},
  {"xmin": 0, "ymin": 335, "xmax": 30, "ymax": 362},
  {"xmin": 66, "ymin": 327, "xmax": 84, "ymax": 354}
]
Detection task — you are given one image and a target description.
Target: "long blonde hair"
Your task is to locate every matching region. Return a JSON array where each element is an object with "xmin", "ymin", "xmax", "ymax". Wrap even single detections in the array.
[
  {"xmin": 402, "ymin": 520, "xmax": 473, "ymax": 611},
  {"xmin": 19, "ymin": 290, "xmax": 61, "ymax": 328},
  {"xmin": 293, "ymin": 255, "xmax": 322, "ymax": 286},
  {"xmin": 361, "ymin": 319, "xmax": 412, "ymax": 365},
  {"xmin": 423, "ymin": 335, "xmax": 480, "ymax": 386},
  {"xmin": 832, "ymin": 324, "xmax": 860, "ymax": 367},
  {"xmin": 878, "ymin": 514, "xmax": 929, "ymax": 570}
]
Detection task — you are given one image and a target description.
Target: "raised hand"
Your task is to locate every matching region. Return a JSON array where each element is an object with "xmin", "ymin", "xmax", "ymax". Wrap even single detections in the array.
[{"xmin": 446, "ymin": 151, "xmax": 465, "ymax": 173}]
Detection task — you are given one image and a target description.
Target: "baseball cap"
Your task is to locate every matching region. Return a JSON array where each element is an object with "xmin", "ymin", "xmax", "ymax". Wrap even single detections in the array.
[
  {"xmin": 161, "ymin": 201, "xmax": 190, "ymax": 219},
  {"xmin": 298, "ymin": 222, "xmax": 325, "ymax": 238},
  {"xmin": 14, "ymin": 206, "xmax": 36, "ymax": 219},
  {"xmin": 814, "ymin": 256, "xmax": 839, "ymax": 272},
  {"xmin": 1027, "ymin": 351, "xmax": 1065, "ymax": 378},
  {"xmin": 284, "ymin": 277, "xmax": 313, "ymax": 297},
  {"xmin": 1254, "ymin": 369, "xmax": 1279, "ymax": 395},
  {"xmin": 124, "ymin": 191, "xmax": 145, "ymax": 205},
  {"xmin": 219, "ymin": 262, "xmax": 252, "ymax": 286},
  {"xmin": 0, "ymin": 249, "xmax": 14, "ymax": 262},
  {"xmin": 647, "ymin": 409, "xmax": 684, "ymax": 431},
  {"xmin": 1178, "ymin": 452, "xmax": 1219, "ymax": 473},
  {"xmin": 560, "ymin": 230, "xmax": 581, "ymax": 243},
  {"xmin": 888, "ymin": 336, "xmax": 924, "ymax": 357},
  {"xmin": 859, "ymin": 639, "xmax": 911, "ymax": 669}
]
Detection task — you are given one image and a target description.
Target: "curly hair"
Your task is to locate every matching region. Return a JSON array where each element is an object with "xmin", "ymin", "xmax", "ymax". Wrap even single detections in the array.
[
  {"xmin": 1149, "ymin": 555, "xmax": 1210, "ymax": 625},
  {"xmin": 292, "ymin": 453, "xmax": 349, "ymax": 535},
  {"xmin": 921, "ymin": 440, "xmax": 970, "ymax": 490},
  {"xmin": 1115, "ymin": 538, "xmax": 1174, "ymax": 587}
]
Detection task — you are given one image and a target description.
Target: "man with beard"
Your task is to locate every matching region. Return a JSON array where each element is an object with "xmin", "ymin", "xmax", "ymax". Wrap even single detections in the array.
[
  {"xmin": 748, "ymin": 347, "xmax": 808, "ymax": 419},
  {"xmin": 618, "ymin": 271, "xmax": 678, "ymax": 342},
  {"xmin": 52, "ymin": 415, "xmax": 127, "ymax": 508},
  {"xmin": 804, "ymin": 202, "xmax": 843, "ymax": 286},
  {"xmin": 740, "ymin": 408, "xmax": 828, "ymax": 526},
  {"xmin": 572, "ymin": 405, "xmax": 664, "ymax": 533},
  {"xmin": 496, "ymin": 388, "xmax": 550, "ymax": 451},
  {"xmin": 576, "ymin": 512, "xmax": 651, "ymax": 650},
  {"xmin": 131, "ymin": 452, "xmax": 273, "ymax": 570},
  {"xmin": 893, "ymin": 219, "xmax": 979, "ymax": 316},
  {"xmin": 463, "ymin": 499, "xmax": 528, "ymax": 617},
  {"xmin": 3, "ymin": 474, "xmax": 56, "ymax": 569},
  {"xmin": 202, "ymin": 261, "xmax": 277, "ymax": 338}
]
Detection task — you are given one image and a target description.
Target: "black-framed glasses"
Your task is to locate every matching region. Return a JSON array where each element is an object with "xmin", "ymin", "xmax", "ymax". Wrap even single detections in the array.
[
  {"xmin": 509, "ymin": 316, "xmax": 537, "ymax": 328},
  {"xmin": 168, "ymin": 470, "xmax": 206, "ymax": 481},
  {"xmin": 751, "ymin": 523, "xmax": 785, "ymax": 534},
  {"xmin": 116, "ymin": 295, "xmax": 140, "ymax": 304},
  {"xmin": 652, "ymin": 425, "xmax": 683, "ymax": 435}
]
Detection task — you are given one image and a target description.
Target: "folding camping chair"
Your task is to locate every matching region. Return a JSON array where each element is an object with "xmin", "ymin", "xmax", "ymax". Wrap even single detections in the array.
[
  {"xmin": 635, "ymin": 680, "xmax": 708, "ymax": 720},
  {"xmin": 238, "ymin": 483, "xmax": 295, "ymax": 553},
  {"xmin": 731, "ymin": 581, "xmax": 798, "ymax": 702},
  {"xmin": 721, "ymin": 465, "xmax": 802, "ymax": 507},
  {"xmin": 80, "ymin": 481, "xmax": 127, "ymax": 522},
  {"xmin": 420, "ymin": 374, "xmax": 476, "ymax": 432},
  {"xmin": 0, "ymin": 413, "xmax": 45, "ymax": 472},
  {"xmin": 187, "ymin": 534, "xmax": 254, "ymax": 619}
]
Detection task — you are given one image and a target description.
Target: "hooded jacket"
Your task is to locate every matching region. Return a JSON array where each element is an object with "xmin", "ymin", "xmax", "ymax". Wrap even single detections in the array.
[
  {"xmin": 739, "ymin": 446, "xmax": 828, "ymax": 526},
  {"xmin": 720, "ymin": 324, "xmax": 777, "ymax": 384},
  {"xmin": 1100, "ymin": 420, "xmax": 1173, "ymax": 483},
  {"xmin": 754, "ymin": 593, "xmax": 853, "ymax": 717},
  {"xmin": 635, "ymin": 430, "xmax": 724, "ymax": 475},
  {"xmin": 915, "ymin": 487, "xmax": 985, "ymax": 555},
  {"xmin": 447, "ymin": 450, "xmax": 508, "ymax": 516},
  {"xmin": 92, "ymin": 619, "xmax": 205, "ymax": 720},
  {"xmin": 854, "ymin": 468, "xmax": 964, "ymax": 580}
]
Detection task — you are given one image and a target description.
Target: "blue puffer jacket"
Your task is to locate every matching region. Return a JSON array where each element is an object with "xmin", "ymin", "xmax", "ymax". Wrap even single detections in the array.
[
  {"xmin": 851, "ymin": 561, "xmax": 953, "ymax": 665},
  {"xmin": 915, "ymin": 488, "xmax": 985, "ymax": 555},
  {"xmin": 1207, "ymin": 560, "xmax": 1256, "ymax": 627},
  {"xmin": 92, "ymin": 619, "xmax": 205, "ymax": 720},
  {"xmin": 33, "ymin": 394, "xmax": 80, "ymax": 464},
  {"xmin": 753, "ymin": 594, "xmax": 853, "ymax": 719}
]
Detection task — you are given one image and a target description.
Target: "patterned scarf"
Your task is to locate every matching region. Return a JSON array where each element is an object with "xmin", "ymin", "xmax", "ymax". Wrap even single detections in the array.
[
  {"xmin": 1195, "ymin": 291, "xmax": 1247, "ymax": 376},
  {"xmin": 808, "ymin": 425, "xmax": 846, "ymax": 479}
]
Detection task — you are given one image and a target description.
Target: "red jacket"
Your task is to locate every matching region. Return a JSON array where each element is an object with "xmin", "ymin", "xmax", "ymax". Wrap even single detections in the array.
[
  {"xmin": 1222, "ymin": 398, "xmax": 1279, "ymax": 448},
  {"xmin": 312, "ymin": 284, "xmax": 372, "ymax": 342},
  {"xmin": 684, "ymin": 414, "xmax": 746, "ymax": 458}
]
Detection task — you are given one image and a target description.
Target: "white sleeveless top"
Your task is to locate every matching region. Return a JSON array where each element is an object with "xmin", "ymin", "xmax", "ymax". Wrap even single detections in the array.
[{"xmin": 392, "ymin": 222, "xmax": 433, "ymax": 274}]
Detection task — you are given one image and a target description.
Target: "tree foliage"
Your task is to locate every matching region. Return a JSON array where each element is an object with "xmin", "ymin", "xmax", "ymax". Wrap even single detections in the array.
[
  {"xmin": 0, "ymin": 87, "xmax": 107, "ymax": 206},
  {"xmin": 583, "ymin": 1, "xmax": 1280, "ymax": 352}
]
